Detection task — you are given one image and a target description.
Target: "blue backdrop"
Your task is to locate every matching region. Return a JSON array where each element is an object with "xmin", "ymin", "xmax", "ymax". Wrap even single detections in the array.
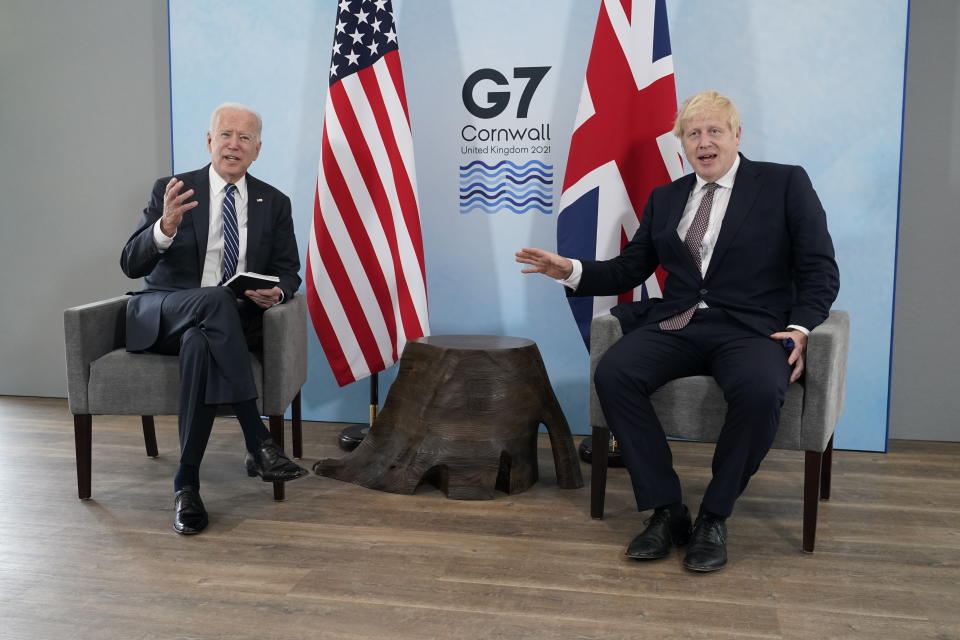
[{"xmin": 169, "ymin": 0, "xmax": 908, "ymax": 452}]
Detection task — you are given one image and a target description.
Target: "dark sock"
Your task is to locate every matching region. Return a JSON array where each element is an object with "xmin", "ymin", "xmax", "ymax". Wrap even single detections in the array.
[
  {"xmin": 175, "ymin": 464, "xmax": 200, "ymax": 492},
  {"xmin": 232, "ymin": 399, "xmax": 271, "ymax": 453},
  {"xmin": 698, "ymin": 506, "xmax": 727, "ymax": 521},
  {"xmin": 659, "ymin": 502, "xmax": 687, "ymax": 521}
]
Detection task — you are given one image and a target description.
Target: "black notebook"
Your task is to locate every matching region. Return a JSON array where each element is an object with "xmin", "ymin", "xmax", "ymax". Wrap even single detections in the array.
[{"xmin": 223, "ymin": 272, "xmax": 280, "ymax": 297}]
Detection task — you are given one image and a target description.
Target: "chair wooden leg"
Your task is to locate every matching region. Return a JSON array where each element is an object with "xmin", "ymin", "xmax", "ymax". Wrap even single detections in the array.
[
  {"xmin": 292, "ymin": 391, "xmax": 302, "ymax": 460},
  {"xmin": 269, "ymin": 415, "xmax": 285, "ymax": 501},
  {"xmin": 803, "ymin": 450, "xmax": 823, "ymax": 553},
  {"xmin": 820, "ymin": 435, "xmax": 834, "ymax": 501},
  {"xmin": 141, "ymin": 416, "xmax": 159, "ymax": 458},
  {"xmin": 590, "ymin": 426, "xmax": 609, "ymax": 520},
  {"xmin": 74, "ymin": 414, "xmax": 92, "ymax": 500}
]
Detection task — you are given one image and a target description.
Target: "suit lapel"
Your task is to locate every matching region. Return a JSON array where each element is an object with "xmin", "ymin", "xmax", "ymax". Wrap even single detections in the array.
[
  {"xmin": 188, "ymin": 166, "xmax": 211, "ymax": 275},
  {"xmin": 245, "ymin": 174, "xmax": 266, "ymax": 271},
  {"xmin": 705, "ymin": 154, "xmax": 761, "ymax": 281},
  {"xmin": 664, "ymin": 173, "xmax": 698, "ymax": 274}
]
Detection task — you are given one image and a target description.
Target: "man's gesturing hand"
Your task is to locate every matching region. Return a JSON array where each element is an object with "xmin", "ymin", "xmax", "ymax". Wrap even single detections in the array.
[
  {"xmin": 515, "ymin": 247, "xmax": 574, "ymax": 280},
  {"xmin": 160, "ymin": 177, "xmax": 199, "ymax": 237},
  {"xmin": 770, "ymin": 329, "xmax": 808, "ymax": 384}
]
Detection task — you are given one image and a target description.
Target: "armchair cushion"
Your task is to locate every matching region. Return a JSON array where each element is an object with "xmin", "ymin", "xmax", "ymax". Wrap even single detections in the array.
[
  {"xmin": 87, "ymin": 349, "xmax": 264, "ymax": 416},
  {"xmin": 588, "ymin": 310, "xmax": 850, "ymax": 455}
]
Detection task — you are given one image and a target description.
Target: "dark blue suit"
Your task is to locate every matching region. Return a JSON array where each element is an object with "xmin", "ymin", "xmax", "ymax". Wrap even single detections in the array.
[
  {"xmin": 120, "ymin": 165, "xmax": 301, "ymax": 467},
  {"xmin": 577, "ymin": 155, "xmax": 839, "ymax": 516}
]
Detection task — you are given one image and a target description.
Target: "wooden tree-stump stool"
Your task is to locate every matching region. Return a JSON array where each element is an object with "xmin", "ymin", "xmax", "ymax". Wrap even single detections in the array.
[{"xmin": 315, "ymin": 335, "xmax": 583, "ymax": 499}]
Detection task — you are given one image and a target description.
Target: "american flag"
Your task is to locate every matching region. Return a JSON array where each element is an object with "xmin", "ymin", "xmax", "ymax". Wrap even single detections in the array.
[
  {"xmin": 556, "ymin": 0, "xmax": 683, "ymax": 346},
  {"xmin": 307, "ymin": 0, "xmax": 429, "ymax": 386}
]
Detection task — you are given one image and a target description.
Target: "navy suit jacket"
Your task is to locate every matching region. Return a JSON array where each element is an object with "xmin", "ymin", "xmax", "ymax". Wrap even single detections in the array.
[
  {"xmin": 574, "ymin": 155, "xmax": 840, "ymax": 336},
  {"xmin": 120, "ymin": 165, "xmax": 301, "ymax": 351}
]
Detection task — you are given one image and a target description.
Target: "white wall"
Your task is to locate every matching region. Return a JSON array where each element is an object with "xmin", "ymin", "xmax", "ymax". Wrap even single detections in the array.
[{"xmin": 0, "ymin": 0, "xmax": 172, "ymax": 396}]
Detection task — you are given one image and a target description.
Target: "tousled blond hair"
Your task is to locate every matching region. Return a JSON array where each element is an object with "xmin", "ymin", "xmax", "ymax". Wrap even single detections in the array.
[{"xmin": 672, "ymin": 91, "xmax": 741, "ymax": 138}]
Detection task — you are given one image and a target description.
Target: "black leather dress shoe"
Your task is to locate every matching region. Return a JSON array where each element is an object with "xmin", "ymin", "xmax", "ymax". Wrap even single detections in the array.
[
  {"xmin": 683, "ymin": 513, "xmax": 728, "ymax": 572},
  {"xmin": 173, "ymin": 486, "xmax": 208, "ymax": 535},
  {"xmin": 245, "ymin": 438, "xmax": 308, "ymax": 482},
  {"xmin": 625, "ymin": 505, "xmax": 692, "ymax": 560}
]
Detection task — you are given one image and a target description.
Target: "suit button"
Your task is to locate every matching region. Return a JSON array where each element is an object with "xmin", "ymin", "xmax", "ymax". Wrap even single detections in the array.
[{"xmin": 699, "ymin": 288, "xmax": 708, "ymax": 295}]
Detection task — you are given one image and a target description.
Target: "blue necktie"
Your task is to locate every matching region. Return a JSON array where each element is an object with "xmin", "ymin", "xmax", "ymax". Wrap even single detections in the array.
[{"xmin": 219, "ymin": 183, "xmax": 239, "ymax": 285}]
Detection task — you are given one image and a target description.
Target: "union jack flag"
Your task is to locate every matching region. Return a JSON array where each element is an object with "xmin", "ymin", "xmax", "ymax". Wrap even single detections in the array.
[
  {"xmin": 557, "ymin": 0, "xmax": 683, "ymax": 346},
  {"xmin": 307, "ymin": 0, "xmax": 429, "ymax": 386}
]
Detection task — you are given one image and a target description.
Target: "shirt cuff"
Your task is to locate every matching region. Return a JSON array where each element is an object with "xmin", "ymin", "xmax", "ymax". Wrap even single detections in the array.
[
  {"xmin": 787, "ymin": 324, "xmax": 810, "ymax": 336},
  {"xmin": 153, "ymin": 219, "xmax": 176, "ymax": 251},
  {"xmin": 555, "ymin": 259, "xmax": 582, "ymax": 290}
]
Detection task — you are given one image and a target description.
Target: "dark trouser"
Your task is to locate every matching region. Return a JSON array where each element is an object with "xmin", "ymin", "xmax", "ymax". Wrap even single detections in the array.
[
  {"xmin": 593, "ymin": 308, "xmax": 790, "ymax": 518},
  {"xmin": 147, "ymin": 287, "xmax": 264, "ymax": 468}
]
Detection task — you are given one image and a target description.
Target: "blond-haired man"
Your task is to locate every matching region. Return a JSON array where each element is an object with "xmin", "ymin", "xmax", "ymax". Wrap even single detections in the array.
[{"xmin": 517, "ymin": 91, "xmax": 839, "ymax": 571}]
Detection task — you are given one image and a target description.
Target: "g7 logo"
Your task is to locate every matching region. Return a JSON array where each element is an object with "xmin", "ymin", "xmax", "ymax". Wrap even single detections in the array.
[{"xmin": 462, "ymin": 67, "xmax": 550, "ymax": 119}]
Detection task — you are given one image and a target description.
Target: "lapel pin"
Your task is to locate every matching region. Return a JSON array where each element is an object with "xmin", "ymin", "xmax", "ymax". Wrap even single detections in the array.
[{"xmin": 256, "ymin": 198, "xmax": 264, "ymax": 202}]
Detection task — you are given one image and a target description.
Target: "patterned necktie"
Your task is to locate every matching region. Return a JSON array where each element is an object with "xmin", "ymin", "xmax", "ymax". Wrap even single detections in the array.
[
  {"xmin": 218, "ymin": 183, "xmax": 239, "ymax": 285},
  {"xmin": 659, "ymin": 182, "xmax": 719, "ymax": 331}
]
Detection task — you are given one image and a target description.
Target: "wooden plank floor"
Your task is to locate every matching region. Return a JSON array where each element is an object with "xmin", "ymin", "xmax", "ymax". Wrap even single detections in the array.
[{"xmin": 1, "ymin": 396, "xmax": 958, "ymax": 640}]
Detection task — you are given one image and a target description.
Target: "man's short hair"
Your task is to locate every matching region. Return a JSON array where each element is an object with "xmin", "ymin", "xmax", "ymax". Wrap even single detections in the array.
[
  {"xmin": 209, "ymin": 102, "xmax": 263, "ymax": 141},
  {"xmin": 672, "ymin": 91, "xmax": 741, "ymax": 138}
]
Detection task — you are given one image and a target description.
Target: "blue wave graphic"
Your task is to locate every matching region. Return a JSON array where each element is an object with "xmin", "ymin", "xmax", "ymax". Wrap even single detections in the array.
[
  {"xmin": 459, "ymin": 166, "xmax": 553, "ymax": 179},
  {"xmin": 459, "ymin": 203, "xmax": 554, "ymax": 215},
  {"xmin": 461, "ymin": 159, "xmax": 551, "ymax": 171},
  {"xmin": 459, "ymin": 188, "xmax": 551, "ymax": 200},
  {"xmin": 458, "ymin": 161, "xmax": 554, "ymax": 214},
  {"xmin": 457, "ymin": 178, "xmax": 553, "ymax": 191},
  {"xmin": 458, "ymin": 181, "xmax": 551, "ymax": 194},
  {"xmin": 458, "ymin": 173, "xmax": 551, "ymax": 185},
  {"xmin": 460, "ymin": 195, "xmax": 552, "ymax": 208}
]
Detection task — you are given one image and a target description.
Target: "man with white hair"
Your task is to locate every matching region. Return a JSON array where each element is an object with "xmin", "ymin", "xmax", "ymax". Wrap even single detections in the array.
[
  {"xmin": 517, "ymin": 91, "xmax": 839, "ymax": 571},
  {"xmin": 121, "ymin": 103, "xmax": 306, "ymax": 535}
]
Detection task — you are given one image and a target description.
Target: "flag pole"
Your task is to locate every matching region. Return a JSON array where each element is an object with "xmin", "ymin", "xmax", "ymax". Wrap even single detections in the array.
[{"xmin": 337, "ymin": 373, "xmax": 378, "ymax": 451}]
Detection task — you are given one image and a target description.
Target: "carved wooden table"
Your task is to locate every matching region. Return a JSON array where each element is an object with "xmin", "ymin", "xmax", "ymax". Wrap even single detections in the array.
[{"xmin": 315, "ymin": 335, "xmax": 583, "ymax": 499}]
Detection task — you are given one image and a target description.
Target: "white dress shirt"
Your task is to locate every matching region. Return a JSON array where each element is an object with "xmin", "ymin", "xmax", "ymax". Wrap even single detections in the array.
[
  {"xmin": 677, "ymin": 154, "xmax": 740, "ymax": 277},
  {"xmin": 152, "ymin": 166, "xmax": 249, "ymax": 287}
]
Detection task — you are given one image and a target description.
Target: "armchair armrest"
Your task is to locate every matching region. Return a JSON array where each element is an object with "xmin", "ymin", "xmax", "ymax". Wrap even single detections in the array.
[
  {"xmin": 588, "ymin": 314, "xmax": 624, "ymax": 428},
  {"xmin": 63, "ymin": 295, "xmax": 131, "ymax": 415},
  {"xmin": 799, "ymin": 310, "xmax": 850, "ymax": 452},
  {"xmin": 261, "ymin": 294, "xmax": 308, "ymax": 415}
]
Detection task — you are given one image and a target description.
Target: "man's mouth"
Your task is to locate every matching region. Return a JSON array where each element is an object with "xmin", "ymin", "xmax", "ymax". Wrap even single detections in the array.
[
  {"xmin": 698, "ymin": 153, "xmax": 717, "ymax": 161},
  {"xmin": 224, "ymin": 155, "xmax": 240, "ymax": 162}
]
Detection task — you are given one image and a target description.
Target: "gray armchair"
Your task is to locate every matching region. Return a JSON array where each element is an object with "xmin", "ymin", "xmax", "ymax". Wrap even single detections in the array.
[
  {"xmin": 64, "ymin": 294, "xmax": 308, "ymax": 501},
  {"xmin": 588, "ymin": 310, "xmax": 850, "ymax": 552}
]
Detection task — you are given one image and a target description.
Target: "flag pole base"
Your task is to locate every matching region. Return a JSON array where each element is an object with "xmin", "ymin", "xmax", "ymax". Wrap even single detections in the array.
[
  {"xmin": 577, "ymin": 435, "xmax": 626, "ymax": 467},
  {"xmin": 337, "ymin": 423, "xmax": 369, "ymax": 452},
  {"xmin": 337, "ymin": 374, "xmax": 380, "ymax": 452}
]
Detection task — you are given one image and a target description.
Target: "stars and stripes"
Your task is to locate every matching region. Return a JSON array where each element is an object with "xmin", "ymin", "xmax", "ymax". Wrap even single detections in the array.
[
  {"xmin": 556, "ymin": 0, "xmax": 684, "ymax": 346},
  {"xmin": 307, "ymin": 0, "xmax": 429, "ymax": 386}
]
